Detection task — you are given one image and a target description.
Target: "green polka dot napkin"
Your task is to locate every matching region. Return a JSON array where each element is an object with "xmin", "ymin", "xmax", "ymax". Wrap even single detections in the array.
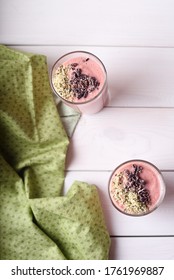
[{"xmin": 0, "ymin": 45, "xmax": 110, "ymax": 260}]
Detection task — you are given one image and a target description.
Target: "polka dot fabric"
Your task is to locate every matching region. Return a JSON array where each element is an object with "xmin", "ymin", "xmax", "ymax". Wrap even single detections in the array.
[{"xmin": 0, "ymin": 45, "xmax": 110, "ymax": 260}]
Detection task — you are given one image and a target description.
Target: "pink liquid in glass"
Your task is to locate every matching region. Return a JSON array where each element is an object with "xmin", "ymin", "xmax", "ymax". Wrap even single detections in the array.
[
  {"xmin": 109, "ymin": 160, "xmax": 166, "ymax": 216},
  {"xmin": 51, "ymin": 51, "xmax": 108, "ymax": 114}
]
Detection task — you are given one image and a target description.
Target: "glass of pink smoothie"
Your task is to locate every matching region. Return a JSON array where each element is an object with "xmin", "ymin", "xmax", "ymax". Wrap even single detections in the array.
[
  {"xmin": 109, "ymin": 160, "xmax": 166, "ymax": 216},
  {"xmin": 51, "ymin": 51, "xmax": 108, "ymax": 114}
]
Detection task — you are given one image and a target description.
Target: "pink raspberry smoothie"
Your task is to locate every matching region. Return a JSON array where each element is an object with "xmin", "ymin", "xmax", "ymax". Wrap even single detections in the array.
[
  {"xmin": 109, "ymin": 160, "xmax": 166, "ymax": 216},
  {"xmin": 51, "ymin": 51, "xmax": 108, "ymax": 114}
]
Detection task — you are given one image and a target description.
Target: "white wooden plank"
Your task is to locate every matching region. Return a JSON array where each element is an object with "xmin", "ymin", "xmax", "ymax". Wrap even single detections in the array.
[
  {"xmin": 1, "ymin": 0, "xmax": 174, "ymax": 47},
  {"xmin": 8, "ymin": 45, "xmax": 174, "ymax": 107},
  {"xmin": 66, "ymin": 108, "xmax": 174, "ymax": 171},
  {"xmin": 110, "ymin": 237, "xmax": 174, "ymax": 259},
  {"xmin": 64, "ymin": 171, "xmax": 174, "ymax": 236}
]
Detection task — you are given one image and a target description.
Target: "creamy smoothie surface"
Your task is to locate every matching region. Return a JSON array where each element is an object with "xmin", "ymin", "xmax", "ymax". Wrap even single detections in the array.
[
  {"xmin": 109, "ymin": 160, "xmax": 165, "ymax": 215},
  {"xmin": 52, "ymin": 56, "xmax": 105, "ymax": 103}
]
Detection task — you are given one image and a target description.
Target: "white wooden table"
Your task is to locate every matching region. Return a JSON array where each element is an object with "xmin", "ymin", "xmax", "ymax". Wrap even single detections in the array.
[{"xmin": 1, "ymin": 0, "xmax": 174, "ymax": 260}]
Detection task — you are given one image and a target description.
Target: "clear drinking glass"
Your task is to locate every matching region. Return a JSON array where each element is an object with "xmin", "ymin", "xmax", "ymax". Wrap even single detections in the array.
[
  {"xmin": 50, "ymin": 51, "xmax": 108, "ymax": 114},
  {"xmin": 109, "ymin": 159, "xmax": 166, "ymax": 216}
]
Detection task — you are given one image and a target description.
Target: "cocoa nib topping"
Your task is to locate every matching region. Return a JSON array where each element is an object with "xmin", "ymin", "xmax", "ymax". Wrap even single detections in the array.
[
  {"xmin": 124, "ymin": 164, "xmax": 151, "ymax": 206},
  {"xmin": 69, "ymin": 63, "xmax": 100, "ymax": 99},
  {"xmin": 71, "ymin": 63, "xmax": 78, "ymax": 68},
  {"xmin": 71, "ymin": 63, "xmax": 79, "ymax": 70}
]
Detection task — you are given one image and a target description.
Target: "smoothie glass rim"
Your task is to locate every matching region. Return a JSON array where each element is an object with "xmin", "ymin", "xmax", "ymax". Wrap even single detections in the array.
[
  {"xmin": 108, "ymin": 159, "xmax": 166, "ymax": 217},
  {"xmin": 50, "ymin": 50, "xmax": 108, "ymax": 105}
]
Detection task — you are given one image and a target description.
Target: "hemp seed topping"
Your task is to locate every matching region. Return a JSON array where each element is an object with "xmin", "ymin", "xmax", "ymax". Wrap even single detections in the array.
[{"xmin": 52, "ymin": 65, "xmax": 73, "ymax": 101}]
